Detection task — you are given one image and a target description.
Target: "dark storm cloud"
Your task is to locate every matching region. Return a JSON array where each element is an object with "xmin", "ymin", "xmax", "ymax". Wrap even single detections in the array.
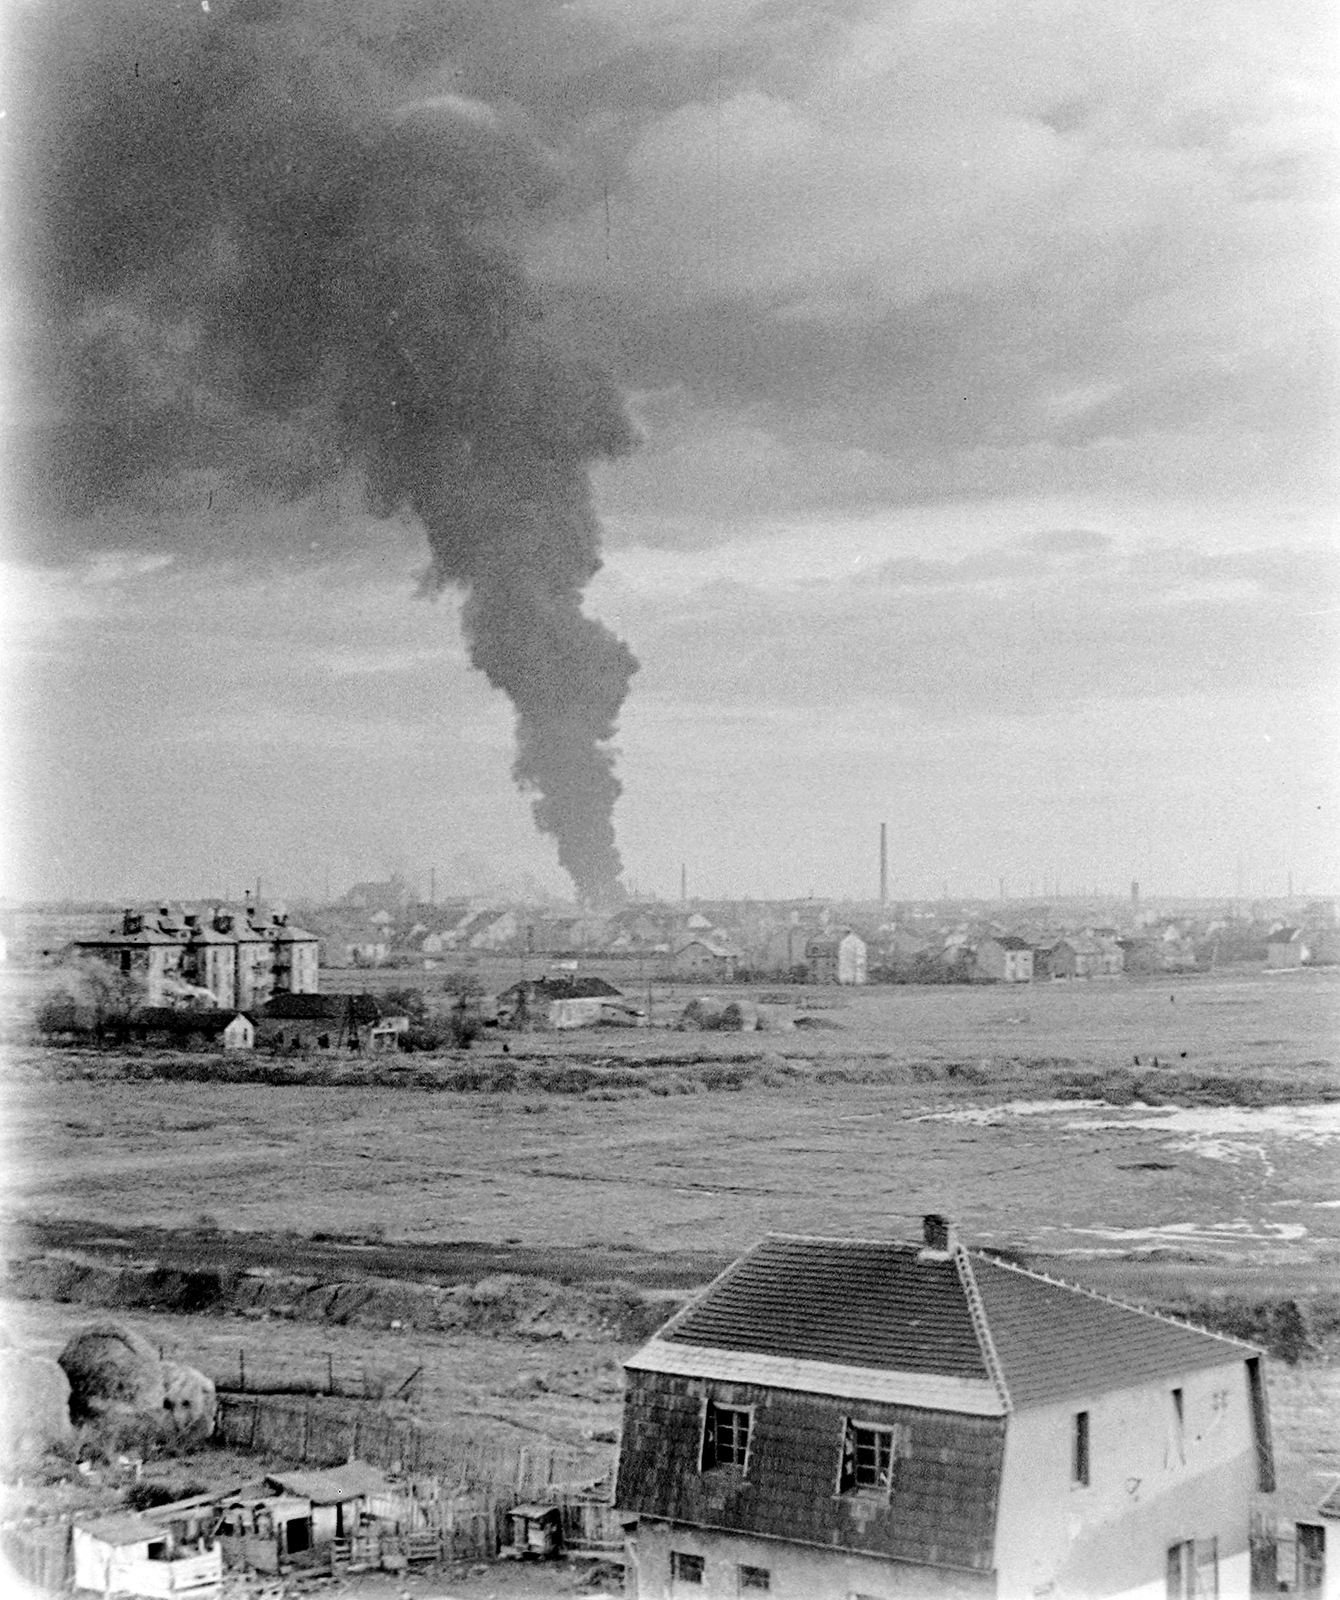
[{"xmin": 7, "ymin": 0, "xmax": 642, "ymax": 904}]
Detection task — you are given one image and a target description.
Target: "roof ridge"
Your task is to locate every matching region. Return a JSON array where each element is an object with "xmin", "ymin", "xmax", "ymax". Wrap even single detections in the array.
[
  {"xmin": 761, "ymin": 1231, "xmax": 922, "ymax": 1248},
  {"xmin": 969, "ymin": 1251, "xmax": 1264, "ymax": 1354},
  {"xmin": 952, "ymin": 1245, "xmax": 1012, "ymax": 1412}
]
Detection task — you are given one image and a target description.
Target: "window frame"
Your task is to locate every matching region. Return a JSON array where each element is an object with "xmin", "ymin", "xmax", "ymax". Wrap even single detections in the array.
[
  {"xmin": 671, "ymin": 1550, "xmax": 705, "ymax": 1586},
  {"xmin": 1071, "ymin": 1409, "xmax": 1091, "ymax": 1488},
  {"xmin": 836, "ymin": 1416, "xmax": 904, "ymax": 1498},
  {"xmin": 699, "ymin": 1397, "xmax": 755, "ymax": 1474},
  {"xmin": 738, "ymin": 1564, "xmax": 771, "ymax": 1592}
]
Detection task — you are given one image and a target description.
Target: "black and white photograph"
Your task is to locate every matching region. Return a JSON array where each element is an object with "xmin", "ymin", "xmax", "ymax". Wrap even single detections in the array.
[{"xmin": 1, "ymin": 1, "xmax": 1337, "ymax": 1596}]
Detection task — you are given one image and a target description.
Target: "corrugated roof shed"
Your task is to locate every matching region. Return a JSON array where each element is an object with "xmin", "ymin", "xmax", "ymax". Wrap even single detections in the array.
[
  {"xmin": 661, "ymin": 1236, "xmax": 988, "ymax": 1381},
  {"xmin": 266, "ymin": 1462, "xmax": 388, "ymax": 1503}
]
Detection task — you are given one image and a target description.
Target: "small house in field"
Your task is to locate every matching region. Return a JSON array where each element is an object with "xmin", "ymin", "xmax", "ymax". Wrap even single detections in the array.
[
  {"xmin": 72, "ymin": 1508, "xmax": 222, "ymax": 1597},
  {"xmin": 497, "ymin": 975, "xmax": 627, "ymax": 1029},
  {"xmin": 615, "ymin": 1218, "xmax": 1273, "ymax": 1600},
  {"xmin": 806, "ymin": 931, "xmax": 867, "ymax": 985},
  {"xmin": 974, "ymin": 935, "xmax": 1034, "ymax": 983},
  {"xmin": 670, "ymin": 936, "xmax": 740, "ymax": 984},
  {"xmin": 1266, "ymin": 928, "xmax": 1310, "ymax": 969},
  {"xmin": 256, "ymin": 992, "xmax": 382, "ymax": 1049},
  {"xmin": 122, "ymin": 1008, "xmax": 253, "ymax": 1050}
]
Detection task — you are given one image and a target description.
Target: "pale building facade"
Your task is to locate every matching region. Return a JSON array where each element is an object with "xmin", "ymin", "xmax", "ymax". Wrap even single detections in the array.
[
  {"xmin": 974, "ymin": 935, "xmax": 1034, "ymax": 983},
  {"xmin": 72, "ymin": 903, "xmax": 320, "ymax": 1012}
]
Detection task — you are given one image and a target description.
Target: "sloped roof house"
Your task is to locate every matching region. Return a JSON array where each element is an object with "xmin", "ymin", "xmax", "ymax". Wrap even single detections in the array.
[{"xmin": 616, "ymin": 1220, "xmax": 1272, "ymax": 1600}]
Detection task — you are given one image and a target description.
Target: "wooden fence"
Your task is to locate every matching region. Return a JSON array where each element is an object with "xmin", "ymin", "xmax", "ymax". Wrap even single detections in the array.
[
  {"xmin": 215, "ymin": 1392, "xmax": 614, "ymax": 1494},
  {"xmin": 1, "ymin": 1520, "xmax": 72, "ymax": 1593},
  {"xmin": 0, "ymin": 1396, "xmax": 618, "ymax": 1591}
]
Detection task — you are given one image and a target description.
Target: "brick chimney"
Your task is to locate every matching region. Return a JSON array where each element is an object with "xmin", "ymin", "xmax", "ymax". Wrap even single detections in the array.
[{"xmin": 920, "ymin": 1213, "xmax": 955, "ymax": 1258}]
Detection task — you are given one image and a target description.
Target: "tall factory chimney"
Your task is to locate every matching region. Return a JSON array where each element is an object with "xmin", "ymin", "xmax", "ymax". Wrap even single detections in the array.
[
  {"xmin": 680, "ymin": 863, "xmax": 687, "ymax": 904},
  {"xmin": 879, "ymin": 824, "xmax": 888, "ymax": 907}
]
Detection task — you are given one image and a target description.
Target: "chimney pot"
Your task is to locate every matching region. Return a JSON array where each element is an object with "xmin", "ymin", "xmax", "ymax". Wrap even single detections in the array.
[{"xmin": 922, "ymin": 1213, "xmax": 954, "ymax": 1254}]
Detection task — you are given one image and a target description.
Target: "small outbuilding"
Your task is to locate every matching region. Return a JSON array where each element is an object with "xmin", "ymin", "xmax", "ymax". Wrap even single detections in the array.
[
  {"xmin": 501, "ymin": 1504, "xmax": 563, "ymax": 1560},
  {"xmin": 974, "ymin": 934, "xmax": 1034, "ymax": 983},
  {"xmin": 264, "ymin": 1461, "xmax": 391, "ymax": 1550},
  {"xmin": 72, "ymin": 1509, "xmax": 222, "ymax": 1598},
  {"xmin": 805, "ymin": 931, "xmax": 867, "ymax": 985},
  {"xmin": 1266, "ymin": 928, "xmax": 1310, "ymax": 969},
  {"xmin": 217, "ymin": 1489, "xmax": 315, "ymax": 1574}
]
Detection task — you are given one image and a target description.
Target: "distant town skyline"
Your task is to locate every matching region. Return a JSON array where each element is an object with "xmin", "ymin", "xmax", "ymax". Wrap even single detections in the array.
[{"xmin": 5, "ymin": 1, "xmax": 1335, "ymax": 910}]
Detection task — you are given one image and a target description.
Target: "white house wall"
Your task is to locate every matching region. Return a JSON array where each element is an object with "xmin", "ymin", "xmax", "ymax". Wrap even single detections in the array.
[
  {"xmin": 992, "ymin": 1359, "xmax": 1255, "ymax": 1600},
  {"xmin": 628, "ymin": 1518, "xmax": 993, "ymax": 1600}
]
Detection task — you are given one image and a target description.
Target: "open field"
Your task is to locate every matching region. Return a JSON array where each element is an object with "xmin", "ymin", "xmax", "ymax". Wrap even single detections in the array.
[
  {"xmin": 3, "ymin": 965, "xmax": 1338, "ymax": 1541},
  {"xmin": 4, "ymin": 969, "xmax": 1339, "ymax": 1260}
]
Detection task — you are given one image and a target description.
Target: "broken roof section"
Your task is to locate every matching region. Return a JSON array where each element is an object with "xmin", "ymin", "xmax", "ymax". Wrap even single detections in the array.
[{"xmin": 637, "ymin": 1233, "xmax": 1260, "ymax": 1415}]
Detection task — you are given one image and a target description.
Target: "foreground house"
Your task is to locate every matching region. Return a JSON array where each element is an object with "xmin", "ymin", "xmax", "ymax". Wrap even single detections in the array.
[{"xmin": 616, "ymin": 1220, "xmax": 1272, "ymax": 1599}]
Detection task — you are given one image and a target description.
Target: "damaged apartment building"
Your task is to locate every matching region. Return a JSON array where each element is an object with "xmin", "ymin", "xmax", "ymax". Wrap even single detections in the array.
[{"xmin": 70, "ymin": 902, "xmax": 319, "ymax": 1011}]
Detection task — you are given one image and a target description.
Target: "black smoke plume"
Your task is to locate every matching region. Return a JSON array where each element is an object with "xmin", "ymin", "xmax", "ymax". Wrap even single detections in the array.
[{"xmin": 9, "ymin": 2, "xmax": 638, "ymax": 905}]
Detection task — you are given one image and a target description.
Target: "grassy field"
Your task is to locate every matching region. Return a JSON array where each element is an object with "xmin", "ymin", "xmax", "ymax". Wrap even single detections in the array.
[{"xmin": 5, "ymin": 967, "xmax": 1339, "ymax": 1260}]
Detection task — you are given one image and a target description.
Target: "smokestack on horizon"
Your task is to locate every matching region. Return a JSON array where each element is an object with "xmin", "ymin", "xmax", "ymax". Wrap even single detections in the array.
[
  {"xmin": 12, "ymin": 5, "xmax": 638, "ymax": 908},
  {"xmin": 879, "ymin": 823, "xmax": 888, "ymax": 907}
]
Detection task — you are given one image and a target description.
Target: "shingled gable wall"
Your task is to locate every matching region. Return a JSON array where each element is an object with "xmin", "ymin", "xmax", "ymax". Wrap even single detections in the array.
[{"xmin": 615, "ymin": 1367, "xmax": 1005, "ymax": 1574}]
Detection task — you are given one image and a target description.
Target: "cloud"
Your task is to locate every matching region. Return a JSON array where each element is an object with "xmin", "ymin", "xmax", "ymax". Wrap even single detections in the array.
[
  {"xmin": 608, "ymin": 527, "xmax": 1340, "ymax": 716},
  {"xmin": 533, "ymin": 0, "xmax": 1336, "ymax": 506}
]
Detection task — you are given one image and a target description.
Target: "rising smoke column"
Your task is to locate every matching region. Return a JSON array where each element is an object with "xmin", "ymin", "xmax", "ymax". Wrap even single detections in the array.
[{"xmin": 11, "ymin": 4, "xmax": 638, "ymax": 905}]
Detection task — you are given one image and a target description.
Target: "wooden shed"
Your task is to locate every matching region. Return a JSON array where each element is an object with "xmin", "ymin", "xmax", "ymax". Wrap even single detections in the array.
[{"xmin": 72, "ymin": 1510, "xmax": 222, "ymax": 1597}]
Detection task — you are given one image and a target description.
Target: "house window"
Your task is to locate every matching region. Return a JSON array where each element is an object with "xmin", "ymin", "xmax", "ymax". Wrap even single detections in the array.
[
  {"xmin": 1071, "ymin": 1410, "xmax": 1090, "ymax": 1487},
  {"xmin": 672, "ymin": 1551, "xmax": 705, "ymax": 1585},
  {"xmin": 739, "ymin": 1565, "xmax": 770, "ymax": 1591},
  {"xmin": 840, "ymin": 1420, "xmax": 900, "ymax": 1492},
  {"xmin": 1167, "ymin": 1539, "xmax": 1218, "ymax": 1600},
  {"xmin": 702, "ymin": 1401, "xmax": 751, "ymax": 1470},
  {"xmin": 1297, "ymin": 1524, "xmax": 1325, "ymax": 1600}
]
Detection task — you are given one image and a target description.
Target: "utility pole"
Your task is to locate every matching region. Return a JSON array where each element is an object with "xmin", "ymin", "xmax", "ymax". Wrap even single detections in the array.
[
  {"xmin": 680, "ymin": 863, "xmax": 687, "ymax": 904},
  {"xmin": 879, "ymin": 823, "xmax": 888, "ymax": 908},
  {"xmin": 430, "ymin": 866, "xmax": 436, "ymax": 906}
]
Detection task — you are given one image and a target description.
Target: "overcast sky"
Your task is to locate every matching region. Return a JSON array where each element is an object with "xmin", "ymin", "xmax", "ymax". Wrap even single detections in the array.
[{"xmin": 4, "ymin": 0, "xmax": 1337, "ymax": 904}]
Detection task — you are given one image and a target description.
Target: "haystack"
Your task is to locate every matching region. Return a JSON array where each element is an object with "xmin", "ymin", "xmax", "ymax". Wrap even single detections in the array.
[
  {"xmin": 0, "ymin": 1347, "xmax": 73, "ymax": 1465},
  {"xmin": 58, "ymin": 1321, "xmax": 164, "ymax": 1422},
  {"xmin": 161, "ymin": 1362, "xmax": 216, "ymax": 1436}
]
